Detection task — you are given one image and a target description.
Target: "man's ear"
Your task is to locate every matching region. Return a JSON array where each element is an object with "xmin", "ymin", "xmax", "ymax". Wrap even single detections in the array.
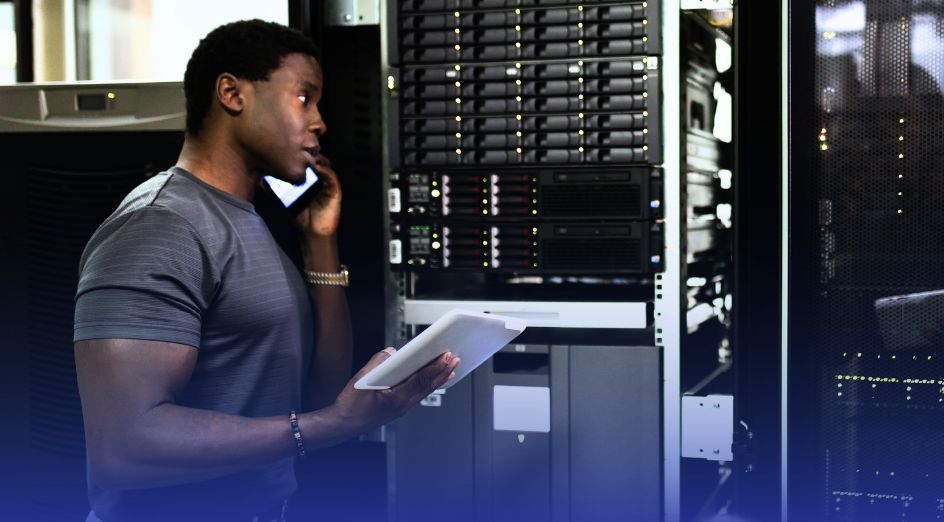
[{"xmin": 215, "ymin": 73, "xmax": 245, "ymax": 115}]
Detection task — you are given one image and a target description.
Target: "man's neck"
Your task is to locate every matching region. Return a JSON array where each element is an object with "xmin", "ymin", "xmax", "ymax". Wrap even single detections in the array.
[{"xmin": 176, "ymin": 132, "xmax": 259, "ymax": 201}]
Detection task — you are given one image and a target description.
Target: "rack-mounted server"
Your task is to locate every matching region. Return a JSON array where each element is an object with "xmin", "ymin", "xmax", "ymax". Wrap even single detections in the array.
[
  {"xmin": 390, "ymin": 220, "xmax": 663, "ymax": 273},
  {"xmin": 392, "ymin": 58, "xmax": 662, "ymax": 166},
  {"xmin": 389, "ymin": 168, "xmax": 663, "ymax": 219}
]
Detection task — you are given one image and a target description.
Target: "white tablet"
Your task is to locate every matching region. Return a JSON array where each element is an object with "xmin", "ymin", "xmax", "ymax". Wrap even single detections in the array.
[{"xmin": 354, "ymin": 309, "xmax": 527, "ymax": 390}]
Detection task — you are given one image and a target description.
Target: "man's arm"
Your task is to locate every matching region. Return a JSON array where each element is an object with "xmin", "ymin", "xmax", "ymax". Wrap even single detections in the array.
[
  {"xmin": 300, "ymin": 235, "xmax": 352, "ymax": 409},
  {"xmin": 295, "ymin": 154, "xmax": 353, "ymax": 409},
  {"xmin": 76, "ymin": 338, "xmax": 458, "ymax": 490}
]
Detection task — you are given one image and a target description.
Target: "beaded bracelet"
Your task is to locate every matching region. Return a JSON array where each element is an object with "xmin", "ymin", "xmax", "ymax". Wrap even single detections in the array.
[{"xmin": 289, "ymin": 410, "xmax": 307, "ymax": 458}]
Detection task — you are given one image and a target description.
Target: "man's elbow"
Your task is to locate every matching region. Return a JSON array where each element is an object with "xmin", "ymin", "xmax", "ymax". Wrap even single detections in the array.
[
  {"xmin": 88, "ymin": 451, "xmax": 135, "ymax": 490},
  {"xmin": 86, "ymin": 441, "xmax": 153, "ymax": 490}
]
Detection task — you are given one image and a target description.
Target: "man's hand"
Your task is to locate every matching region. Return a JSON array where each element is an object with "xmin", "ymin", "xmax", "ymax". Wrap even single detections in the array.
[
  {"xmin": 329, "ymin": 349, "xmax": 461, "ymax": 434},
  {"xmin": 295, "ymin": 153, "xmax": 341, "ymax": 238}
]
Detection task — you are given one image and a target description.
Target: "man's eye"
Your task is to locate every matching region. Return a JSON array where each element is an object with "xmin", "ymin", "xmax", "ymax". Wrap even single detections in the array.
[{"xmin": 298, "ymin": 94, "xmax": 308, "ymax": 105}]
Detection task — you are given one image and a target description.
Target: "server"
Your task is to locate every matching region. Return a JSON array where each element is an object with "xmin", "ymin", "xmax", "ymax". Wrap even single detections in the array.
[
  {"xmin": 387, "ymin": 1, "xmax": 665, "ymax": 278},
  {"xmin": 0, "ymin": 83, "xmax": 185, "ymax": 522},
  {"xmin": 380, "ymin": 1, "xmax": 734, "ymax": 520},
  {"xmin": 389, "ymin": 344, "xmax": 661, "ymax": 522}
]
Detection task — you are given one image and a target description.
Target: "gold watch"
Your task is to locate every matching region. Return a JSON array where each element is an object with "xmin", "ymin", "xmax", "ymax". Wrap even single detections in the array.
[{"xmin": 303, "ymin": 264, "xmax": 349, "ymax": 287}]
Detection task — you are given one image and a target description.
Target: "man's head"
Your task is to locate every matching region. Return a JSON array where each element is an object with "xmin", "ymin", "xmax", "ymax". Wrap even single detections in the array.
[
  {"xmin": 184, "ymin": 19, "xmax": 320, "ymax": 137},
  {"xmin": 184, "ymin": 20, "xmax": 324, "ymax": 183}
]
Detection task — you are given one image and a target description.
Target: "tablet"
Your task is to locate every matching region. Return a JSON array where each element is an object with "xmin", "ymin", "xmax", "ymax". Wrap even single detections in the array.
[{"xmin": 354, "ymin": 309, "xmax": 527, "ymax": 390}]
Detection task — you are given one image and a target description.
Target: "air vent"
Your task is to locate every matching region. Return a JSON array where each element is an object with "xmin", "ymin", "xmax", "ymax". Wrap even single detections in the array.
[
  {"xmin": 542, "ymin": 184, "xmax": 642, "ymax": 217},
  {"xmin": 25, "ymin": 165, "xmax": 151, "ymax": 457},
  {"xmin": 543, "ymin": 239, "xmax": 641, "ymax": 270}
]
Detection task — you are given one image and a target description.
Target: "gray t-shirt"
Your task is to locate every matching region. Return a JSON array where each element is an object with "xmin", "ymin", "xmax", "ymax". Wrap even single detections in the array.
[{"xmin": 74, "ymin": 167, "xmax": 313, "ymax": 521}]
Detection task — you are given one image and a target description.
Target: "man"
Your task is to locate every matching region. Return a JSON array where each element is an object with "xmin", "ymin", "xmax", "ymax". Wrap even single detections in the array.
[{"xmin": 73, "ymin": 20, "xmax": 459, "ymax": 522}]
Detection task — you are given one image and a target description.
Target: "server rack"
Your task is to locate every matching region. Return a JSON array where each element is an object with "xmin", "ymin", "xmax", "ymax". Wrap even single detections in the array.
[
  {"xmin": 0, "ymin": 82, "xmax": 185, "ymax": 522},
  {"xmin": 789, "ymin": 1, "xmax": 944, "ymax": 520},
  {"xmin": 379, "ymin": 1, "xmax": 735, "ymax": 520}
]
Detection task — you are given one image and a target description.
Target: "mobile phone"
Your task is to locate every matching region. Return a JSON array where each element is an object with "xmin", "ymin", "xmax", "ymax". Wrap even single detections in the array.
[{"xmin": 263, "ymin": 166, "xmax": 320, "ymax": 211}]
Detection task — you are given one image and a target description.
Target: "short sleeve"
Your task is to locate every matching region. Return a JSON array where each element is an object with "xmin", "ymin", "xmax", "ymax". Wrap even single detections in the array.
[{"xmin": 73, "ymin": 206, "xmax": 220, "ymax": 348}]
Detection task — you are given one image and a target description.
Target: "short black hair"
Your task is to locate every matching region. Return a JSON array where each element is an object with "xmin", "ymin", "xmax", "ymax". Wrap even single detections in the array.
[{"xmin": 183, "ymin": 19, "xmax": 319, "ymax": 136}]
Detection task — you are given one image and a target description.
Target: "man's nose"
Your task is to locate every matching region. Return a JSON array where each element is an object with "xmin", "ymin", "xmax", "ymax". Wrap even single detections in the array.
[{"xmin": 311, "ymin": 111, "xmax": 327, "ymax": 137}]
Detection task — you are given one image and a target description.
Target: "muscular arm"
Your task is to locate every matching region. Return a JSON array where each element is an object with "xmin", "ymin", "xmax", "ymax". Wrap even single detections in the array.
[
  {"xmin": 75, "ymin": 338, "xmax": 342, "ymax": 490},
  {"xmin": 75, "ymin": 338, "xmax": 457, "ymax": 491}
]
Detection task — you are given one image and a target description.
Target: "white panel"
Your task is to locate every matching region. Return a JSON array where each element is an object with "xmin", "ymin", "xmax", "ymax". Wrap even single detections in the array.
[
  {"xmin": 681, "ymin": 0, "xmax": 733, "ymax": 9},
  {"xmin": 0, "ymin": 82, "xmax": 185, "ymax": 132},
  {"xmin": 681, "ymin": 395, "xmax": 734, "ymax": 461},
  {"xmin": 493, "ymin": 385, "xmax": 550, "ymax": 433},
  {"xmin": 403, "ymin": 300, "xmax": 648, "ymax": 329}
]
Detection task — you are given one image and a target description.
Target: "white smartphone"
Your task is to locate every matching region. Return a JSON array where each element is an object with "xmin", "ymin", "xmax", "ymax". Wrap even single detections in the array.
[{"xmin": 264, "ymin": 166, "xmax": 320, "ymax": 211}]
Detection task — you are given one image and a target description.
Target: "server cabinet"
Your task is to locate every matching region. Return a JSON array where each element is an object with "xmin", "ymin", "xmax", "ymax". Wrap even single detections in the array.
[
  {"xmin": 789, "ymin": 0, "xmax": 944, "ymax": 520},
  {"xmin": 389, "ymin": 344, "xmax": 661, "ymax": 522},
  {"xmin": 0, "ymin": 83, "xmax": 185, "ymax": 522},
  {"xmin": 380, "ymin": 0, "xmax": 736, "ymax": 520}
]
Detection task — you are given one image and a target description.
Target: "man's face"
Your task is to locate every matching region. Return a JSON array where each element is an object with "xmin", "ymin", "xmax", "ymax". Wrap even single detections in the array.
[{"xmin": 239, "ymin": 53, "xmax": 325, "ymax": 184}]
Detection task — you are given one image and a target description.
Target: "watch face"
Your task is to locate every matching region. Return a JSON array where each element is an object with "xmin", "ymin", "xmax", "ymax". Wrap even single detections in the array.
[{"xmin": 264, "ymin": 166, "xmax": 319, "ymax": 209}]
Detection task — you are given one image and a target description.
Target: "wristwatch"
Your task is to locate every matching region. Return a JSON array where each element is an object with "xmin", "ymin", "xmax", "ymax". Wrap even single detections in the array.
[{"xmin": 303, "ymin": 264, "xmax": 349, "ymax": 287}]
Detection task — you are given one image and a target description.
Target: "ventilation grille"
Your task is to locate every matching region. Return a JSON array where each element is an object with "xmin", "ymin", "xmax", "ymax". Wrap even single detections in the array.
[
  {"xmin": 26, "ymin": 165, "xmax": 150, "ymax": 457},
  {"xmin": 542, "ymin": 184, "xmax": 642, "ymax": 217},
  {"xmin": 813, "ymin": 3, "xmax": 944, "ymax": 519},
  {"xmin": 542, "ymin": 238, "xmax": 640, "ymax": 270}
]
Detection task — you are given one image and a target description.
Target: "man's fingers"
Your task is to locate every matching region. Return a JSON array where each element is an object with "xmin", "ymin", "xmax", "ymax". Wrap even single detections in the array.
[
  {"xmin": 426, "ymin": 363, "xmax": 456, "ymax": 393},
  {"xmin": 405, "ymin": 353, "xmax": 460, "ymax": 402},
  {"xmin": 370, "ymin": 347, "xmax": 395, "ymax": 364},
  {"xmin": 388, "ymin": 352, "xmax": 448, "ymax": 396},
  {"xmin": 311, "ymin": 155, "xmax": 337, "ymax": 177},
  {"xmin": 352, "ymin": 347, "xmax": 397, "ymax": 377},
  {"xmin": 313, "ymin": 153, "xmax": 333, "ymax": 168},
  {"xmin": 408, "ymin": 362, "xmax": 458, "ymax": 406}
]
